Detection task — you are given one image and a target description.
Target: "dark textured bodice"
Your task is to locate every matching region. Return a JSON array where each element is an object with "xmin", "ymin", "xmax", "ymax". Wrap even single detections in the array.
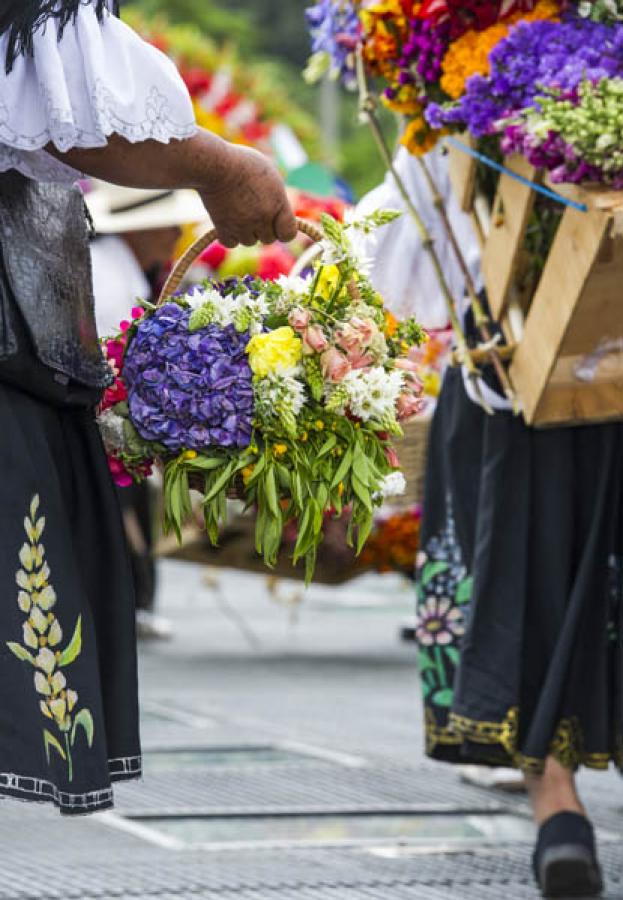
[{"xmin": 0, "ymin": 171, "xmax": 112, "ymax": 393}]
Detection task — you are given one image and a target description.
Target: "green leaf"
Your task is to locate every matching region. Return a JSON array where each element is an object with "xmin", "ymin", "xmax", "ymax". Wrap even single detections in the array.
[
  {"xmin": 356, "ymin": 511, "xmax": 374, "ymax": 555},
  {"xmin": 316, "ymin": 435, "xmax": 337, "ymax": 461},
  {"xmin": 351, "ymin": 474, "xmax": 372, "ymax": 512},
  {"xmin": 58, "ymin": 616, "xmax": 82, "ymax": 668},
  {"xmin": 432, "ymin": 688, "xmax": 454, "ymax": 708},
  {"xmin": 456, "ymin": 577, "xmax": 473, "ymax": 605},
  {"xmin": 444, "ymin": 646, "xmax": 461, "ymax": 667},
  {"xmin": 6, "ymin": 643, "xmax": 35, "ymax": 665},
  {"xmin": 203, "ymin": 461, "xmax": 235, "ymax": 503},
  {"xmin": 183, "ymin": 455, "xmax": 226, "ymax": 472},
  {"xmin": 331, "ymin": 449, "xmax": 353, "ymax": 489},
  {"xmin": 71, "ymin": 708, "xmax": 95, "ymax": 749},
  {"xmin": 43, "ymin": 729, "xmax": 66, "ymax": 764},
  {"xmin": 417, "ymin": 650, "xmax": 436, "ymax": 673},
  {"xmin": 421, "ymin": 561, "xmax": 450, "ymax": 586},
  {"xmin": 264, "ymin": 466, "xmax": 280, "ymax": 519}
]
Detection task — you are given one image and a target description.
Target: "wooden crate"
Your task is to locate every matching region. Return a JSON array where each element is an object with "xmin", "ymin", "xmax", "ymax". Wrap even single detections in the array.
[{"xmin": 447, "ymin": 138, "xmax": 623, "ymax": 426}]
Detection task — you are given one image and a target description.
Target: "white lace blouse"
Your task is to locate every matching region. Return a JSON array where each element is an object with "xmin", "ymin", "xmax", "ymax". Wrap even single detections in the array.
[{"xmin": 0, "ymin": 1, "xmax": 197, "ymax": 183}]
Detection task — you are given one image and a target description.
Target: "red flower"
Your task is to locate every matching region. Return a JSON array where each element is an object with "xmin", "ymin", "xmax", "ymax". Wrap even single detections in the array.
[
  {"xmin": 200, "ymin": 241, "xmax": 229, "ymax": 270},
  {"xmin": 419, "ymin": 0, "xmax": 536, "ymax": 36},
  {"xmin": 257, "ymin": 244, "xmax": 295, "ymax": 281}
]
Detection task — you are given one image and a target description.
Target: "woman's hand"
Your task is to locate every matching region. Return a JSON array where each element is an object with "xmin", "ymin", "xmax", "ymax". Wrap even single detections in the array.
[
  {"xmin": 199, "ymin": 144, "xmax": 297, "ymax": 247},
  {"xmin": 51, "ymin": 129, "xmax": 297, "ymax": 247}
]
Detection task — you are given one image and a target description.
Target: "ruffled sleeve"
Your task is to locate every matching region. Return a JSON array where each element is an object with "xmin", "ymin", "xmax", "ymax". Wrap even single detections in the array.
[{"xmin": 0, "ymin": 2, "xmax": 197, "ymax": 183}]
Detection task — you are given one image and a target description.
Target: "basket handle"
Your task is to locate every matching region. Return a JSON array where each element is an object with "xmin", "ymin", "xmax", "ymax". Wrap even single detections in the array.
[{"xmin": 159, "ymin": 217, "xmax": 326, "ymax": 304}]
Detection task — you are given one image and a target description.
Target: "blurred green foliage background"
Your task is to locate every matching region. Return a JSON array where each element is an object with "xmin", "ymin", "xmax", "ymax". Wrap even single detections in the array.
[{"xmin": 122, "ymin": 0, "xmax": 396, "ymax": 198}]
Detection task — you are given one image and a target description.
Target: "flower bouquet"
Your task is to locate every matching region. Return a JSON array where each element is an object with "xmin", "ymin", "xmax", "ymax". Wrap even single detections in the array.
[
  {"xmin": 98, "ymin": 215, "xmax": 426, "ymax": 581},
  {"xmin": 306, "ymin": 0, "xmax": 623, "ymax": 186}
]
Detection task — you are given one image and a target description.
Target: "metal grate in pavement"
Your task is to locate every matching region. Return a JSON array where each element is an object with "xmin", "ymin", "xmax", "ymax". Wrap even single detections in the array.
[
  {"xmin": 113, "ymin": 761, "xmax": 517, "ymax": 817},
  {"xmin": 0, "ymin": 830, "xmax": 621, "ymax": 900}
]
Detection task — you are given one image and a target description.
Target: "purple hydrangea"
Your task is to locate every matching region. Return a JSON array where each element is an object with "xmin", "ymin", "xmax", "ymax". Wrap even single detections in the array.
[
  {"xmin": 306, "ymin": 0, "xmax": 361, "ymax": 85},
  {"xmin": 124, "ymin": 303, "xmax": 254, "ymax": 453},
  {"xmin": 426, "ymin": 17, "xmax": 623, "ymax": 135}
]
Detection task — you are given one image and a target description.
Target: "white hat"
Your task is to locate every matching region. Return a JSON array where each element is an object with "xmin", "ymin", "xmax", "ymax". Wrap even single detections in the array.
[{"xmin": 85, "ymin": 182, "xmax": 211, "ymax": 234}]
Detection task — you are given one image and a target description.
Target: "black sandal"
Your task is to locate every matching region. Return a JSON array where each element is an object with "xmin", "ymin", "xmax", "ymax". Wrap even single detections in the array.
[{"xmin": 533, "ymin": 812, "xmax": 604, "ymax": 897}]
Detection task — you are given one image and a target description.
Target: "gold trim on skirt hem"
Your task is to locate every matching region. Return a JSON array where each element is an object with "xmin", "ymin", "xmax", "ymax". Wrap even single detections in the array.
[{"xmin": 425, "ymin": 706, "xmax": 621, "ymax": 774}]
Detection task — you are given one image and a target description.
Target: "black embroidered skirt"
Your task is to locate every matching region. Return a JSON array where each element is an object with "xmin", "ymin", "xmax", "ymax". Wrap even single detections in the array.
[
  {"xmin": 416, "ymin": 367, "xmax": 623, "ymax": 774},
  {"xmin": 0, "ymin": 382, "xmax": 141, "ymax": 814}
]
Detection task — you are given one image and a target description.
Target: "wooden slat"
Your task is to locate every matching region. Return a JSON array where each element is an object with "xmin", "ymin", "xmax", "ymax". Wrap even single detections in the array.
[
  {"xmin": 510, "ymin": 204, "xmax": 611, "ymax": 424},
  {"xmin": 446, "ymin": 134, "xmax": 478, "ymax": 212},
  {"xmin": 481, "ymin": 155, "xmax": 537, "ymax": 322},
  {"xmin": 531, "ymin": 381, "xmax": 623, "ymax": 427}
]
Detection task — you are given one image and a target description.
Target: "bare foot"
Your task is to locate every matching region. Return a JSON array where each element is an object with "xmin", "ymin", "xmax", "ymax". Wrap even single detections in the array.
[{"xmin": 525, "ymin": 755, "xmax": 586, "ymax": 825}]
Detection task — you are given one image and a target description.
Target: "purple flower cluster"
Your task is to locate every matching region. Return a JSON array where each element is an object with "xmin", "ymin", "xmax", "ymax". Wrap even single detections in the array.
[
  {"xmin": 306, "ymin": 0, "xmax": 361, "ymax": 85},
  {"xmin": 426, "ymin": 17, "xmax": 623, "ymax": 134},
  {"xmin": 501, "ymin": 121, "xmax": 604, "ymax": 185},
  {"xmin": 401, "ymin": 17, "xmax": 451, "ymax": 86},
  {"xmin": 124, "ymin": 303, "xmax": 254, "ymax": 453}
]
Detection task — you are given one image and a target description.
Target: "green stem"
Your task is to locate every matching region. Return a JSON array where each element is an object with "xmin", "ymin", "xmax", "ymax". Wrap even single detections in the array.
[
  {"xmin": 354, "ymin": 50, "xmax": 477, "ymax": 383},
  {"xmin": 415, "ymin": 156, "xmax": 518, "ymax": 407},
  {"xmin": 64, "ymin": 732, "xmax": 74, "ymax": 783},
  {"xmin": 434, "ymin": 645, "xmax": 448, "ymax": 690}
]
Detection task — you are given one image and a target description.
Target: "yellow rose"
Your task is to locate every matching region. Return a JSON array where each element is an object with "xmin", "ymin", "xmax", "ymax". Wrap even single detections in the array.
[{"xmin": 246, "ymin": 327, "xmax": 302, "ymax": 377}]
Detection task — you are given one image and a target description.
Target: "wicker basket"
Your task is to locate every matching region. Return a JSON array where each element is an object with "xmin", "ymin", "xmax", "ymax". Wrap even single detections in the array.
[{"xmin": 393, "ymin": 414, "xmax": 431, "ymax": 509}]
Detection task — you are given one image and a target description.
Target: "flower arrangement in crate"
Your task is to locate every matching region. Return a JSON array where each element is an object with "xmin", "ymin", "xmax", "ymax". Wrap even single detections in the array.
[
  {"xmin": 98, "ymin": 214, "xmax": 426, "ymax": 581},
  {"xmin": 306, "ymin": 0, "xmax": 623, "ymax": 187}
]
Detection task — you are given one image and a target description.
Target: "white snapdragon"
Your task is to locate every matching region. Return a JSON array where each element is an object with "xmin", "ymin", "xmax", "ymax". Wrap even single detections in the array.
[
  {"xmin": 340, "ymin": 367, "xmax": 404, "ymax": 422},
  {"xmin": 273, "ymin": 274, "xmax": 313, "ymax": 314},
  {"xmin": 378, "ymin": 472, "xmax": 407, "ymax": 499}
]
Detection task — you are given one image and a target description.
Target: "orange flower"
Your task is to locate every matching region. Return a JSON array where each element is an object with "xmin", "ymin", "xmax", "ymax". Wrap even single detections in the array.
[
  {"xmin": 401, "ymin": 116, "xmax": 444, "ymax": 156},
  {"xmin": 440, "ymin": 0, "xmax": 560, "ymax": 99}
]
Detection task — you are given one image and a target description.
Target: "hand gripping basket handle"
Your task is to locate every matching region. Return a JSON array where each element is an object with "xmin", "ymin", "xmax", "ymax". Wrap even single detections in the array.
[{"xmin": 159, "ymin": 218, "xmax": 326, "ymax": 304}]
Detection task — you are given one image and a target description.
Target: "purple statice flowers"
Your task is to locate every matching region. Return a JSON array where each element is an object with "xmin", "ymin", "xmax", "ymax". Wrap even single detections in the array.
[
  {"xmin": 306, "ymin": 0, "xmax": 361, "ymax": 85},
  {"xmin": 426, "ymin": 17, "xmax": 623, "ymax": 135},
  {"xmin": 124, "ymin": 303, "xmax": 254, "ymax": 453}
]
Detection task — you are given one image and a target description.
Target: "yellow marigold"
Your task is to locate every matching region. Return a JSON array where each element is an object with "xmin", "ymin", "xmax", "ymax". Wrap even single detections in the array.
[
  {"xmin": 246, "ymin": 327, "xmax": 302, "ymax": 377},
  {"xmin": 401, "ymin": 117, "xmax": 441, "ymax": 156},
  {"xmin": 440, "ymin": 0, "xmax": 560, "ymax": 100},
  {"xmin": 242, "ymin": 465, "xmax": 255, "ymax": 485},
  {"xmin": 385, "ymin": 311, "xmax": 399, "ymax": 338},
  {"xmin": 273, "ymin": 444, "xmax": 288, "ymax": 458}
]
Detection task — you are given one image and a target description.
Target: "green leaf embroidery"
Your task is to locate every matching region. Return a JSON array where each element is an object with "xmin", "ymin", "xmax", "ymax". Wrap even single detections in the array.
[
  {"xmin": 43, "ymin": 729, "xmax": 67, "ymax": 764},
  {"xmin": 417, "ymin": 650, "xmax": 437, "ymax": 674},
  {"xmin": 432, "ymin": 688, "xmax": 455, "ymax": 708},
  {"xmin": 58, "ymin": 616, "xmax": 82, "ymax": 668},
  {"xmin": 456, "ymin": 577, "xmax": 473, "ymax": 605},
  {"xmin": 444, "ymin": 646, "xmax": 461, "ymax": 667},
  {"xmin": 421, "ymin": 561, "xmax": 450, "ymax": 586},
  {"xmin": 71, "ymin": 709, "xmax": 95, "ymax": 749},
  {"xmin": 6, "ymin": 643, "xmax": 35, "ymax": 665}
]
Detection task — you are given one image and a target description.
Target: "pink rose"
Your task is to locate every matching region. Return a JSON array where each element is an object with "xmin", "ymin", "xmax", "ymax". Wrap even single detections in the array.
[
  {"xmin": 347, "ymin": 349, "xmax": 375, "ymax": 370},
  {"xmin": 303, "ymin": 325, "xmax": 329, "ymax": 354},
  {"xmin": 352, "ymin": 317, "xmax": 377, "ymax": 349},
  {"xmin": 396, "ymin": 392, "xmax": 425, "ymax": 422},
  {"xmin": 288, "ymin": 308, "xmax": 312, "ymax": 332},
  {"xmin": 385, "ymin": 446, "xmax": 401, "ymax": 469},
  {"xmin": 395, "ymin": 358, "xmax": 424, "ymax": 392},
  {"xmin": 336, "ymin": 317, "xmax": 378, "ymax": 352},
  {"xmin": 321, "ymin": 347, "xmax": 351, "ymax": 383}
]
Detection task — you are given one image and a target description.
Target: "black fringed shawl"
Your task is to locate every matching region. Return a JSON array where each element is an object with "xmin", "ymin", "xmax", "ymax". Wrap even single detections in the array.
[{"xmin": 1, "ymin": 0, "xmax": 119, "ymax": 72}]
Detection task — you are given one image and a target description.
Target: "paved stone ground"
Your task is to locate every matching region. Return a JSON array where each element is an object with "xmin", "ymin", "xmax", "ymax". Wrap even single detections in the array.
[{"xmin": 2, "ymin": 560, "xmax": 622, "ymax": 899}]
